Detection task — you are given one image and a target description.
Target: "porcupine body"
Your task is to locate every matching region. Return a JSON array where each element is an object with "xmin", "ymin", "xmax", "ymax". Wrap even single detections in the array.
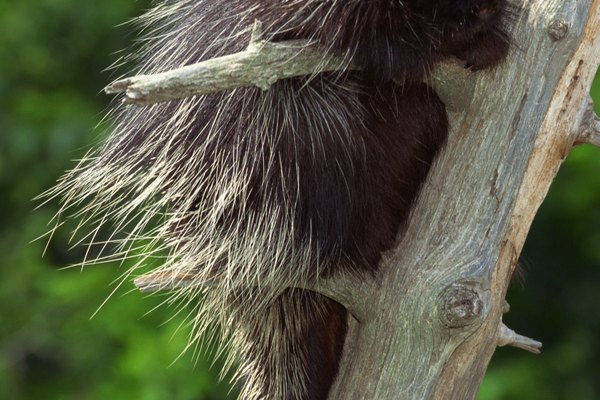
[{"xmin": 50, "ymin": 1, "xmax": 512, "ymax": 399}]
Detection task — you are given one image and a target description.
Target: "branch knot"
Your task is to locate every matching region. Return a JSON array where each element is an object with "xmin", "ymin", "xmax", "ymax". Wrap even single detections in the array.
[{"xmin": 439, "ymin": 283, "xmax": 486, "ymax": 328}]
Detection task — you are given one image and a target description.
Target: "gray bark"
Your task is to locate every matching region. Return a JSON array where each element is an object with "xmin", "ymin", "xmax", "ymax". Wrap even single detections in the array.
[{"xmin": 329, "ymin": 1, "xmax": 600, "ymax": 399}]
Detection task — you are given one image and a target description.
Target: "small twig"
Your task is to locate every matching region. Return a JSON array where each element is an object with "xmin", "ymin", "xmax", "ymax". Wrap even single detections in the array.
[
  {"xmin": 249, "ymin": 19, "xmax": 263, "ymax": 44},
  {"xmin": 576, "ymin": 97, "xmax": 600, "ymax": 147},
  {"xmin": 497, "ymin": 322, "xmax": 542, "ymax": 354},
  {"xmin": 134, "ymin": 268, "xmax": 376, "ymax": 321},
  {"xmin": 105, "ymin": 35, "xmax": 350, "ymax": 105}
]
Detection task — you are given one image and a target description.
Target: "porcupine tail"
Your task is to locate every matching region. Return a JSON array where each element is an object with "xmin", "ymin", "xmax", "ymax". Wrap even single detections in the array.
[{"xmin": 236, "ymin": 292, "xmax": 347, "ymax": 400}]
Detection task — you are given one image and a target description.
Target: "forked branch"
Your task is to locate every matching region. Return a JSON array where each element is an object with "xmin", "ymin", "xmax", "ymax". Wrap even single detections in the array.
[{"xmin": 105, "ymin": 21, "xmax": 351, "ymax": 105}]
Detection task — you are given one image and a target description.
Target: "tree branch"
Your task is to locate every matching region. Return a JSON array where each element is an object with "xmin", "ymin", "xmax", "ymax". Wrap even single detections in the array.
[
  {"xmin": 576, "ymin": 97, "xmax": 600, "ymax": 146},
  {"xmin": 105, "ymin": 20, "xmax": 473, "ymax": 110},
  {"xmin": 497, "ymin": 323, "xmax": 542, "ymax": 354},
  {"xmin": 134, "ymin": 268, "xmax": 378, "ymax": 321},
  {"xmin": 105, "ymin": 21, "xmax": 351, "ymax": 105}
]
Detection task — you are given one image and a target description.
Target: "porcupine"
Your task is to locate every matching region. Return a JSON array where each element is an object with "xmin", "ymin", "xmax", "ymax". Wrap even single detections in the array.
[{"xmin": 48, "ymin": 1, "xmax": 513, "ymax": 399}]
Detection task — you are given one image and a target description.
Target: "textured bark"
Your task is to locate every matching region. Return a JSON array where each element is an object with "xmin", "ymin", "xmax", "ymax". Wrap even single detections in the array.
[{"xmin": 328, "ymin": 1, "xmax": 600, "ymax": 399}]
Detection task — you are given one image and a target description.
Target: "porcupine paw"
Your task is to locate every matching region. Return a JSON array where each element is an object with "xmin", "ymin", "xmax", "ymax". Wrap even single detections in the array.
[{"xmin": 459, "ymin": 29, "xmax": 510, "ymax": 71}]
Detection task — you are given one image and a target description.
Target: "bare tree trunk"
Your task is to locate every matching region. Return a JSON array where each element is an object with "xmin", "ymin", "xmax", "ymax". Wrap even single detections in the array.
[
  {"xmin": 328, "ymin": 1, "xmax": 600, "ymax": 399},
  {"xmin": 122, "ymin": 0, "xmax": 600, "ymax": 398}
]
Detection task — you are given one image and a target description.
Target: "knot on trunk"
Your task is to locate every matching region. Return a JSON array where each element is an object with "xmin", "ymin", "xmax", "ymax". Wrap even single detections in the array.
[{"xmin": 439, "ymin": 282, "xmax": 486, "ymax": 328}]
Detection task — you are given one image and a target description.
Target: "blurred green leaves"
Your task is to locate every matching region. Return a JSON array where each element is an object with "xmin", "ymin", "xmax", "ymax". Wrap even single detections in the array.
[{"xmin": 0, "ymin": 1, "xmax": 231, "ymax": 399}]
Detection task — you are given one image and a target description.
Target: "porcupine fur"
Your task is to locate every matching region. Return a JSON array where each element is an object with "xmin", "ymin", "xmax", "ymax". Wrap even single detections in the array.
[{"xmin": 46, "ymin": 1, "xmax": 513, "ymax": 399}]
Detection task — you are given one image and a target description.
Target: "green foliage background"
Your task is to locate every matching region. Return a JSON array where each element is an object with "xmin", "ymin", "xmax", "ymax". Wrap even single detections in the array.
[{"xmin": 0, "ymin": 1, "xmax": 598, "ymax": 399}]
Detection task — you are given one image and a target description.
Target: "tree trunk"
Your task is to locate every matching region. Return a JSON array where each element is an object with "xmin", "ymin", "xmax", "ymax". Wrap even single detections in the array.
[{"xmin": 327, "ymin": 1, "xmax": 600, "ymax": 399}]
